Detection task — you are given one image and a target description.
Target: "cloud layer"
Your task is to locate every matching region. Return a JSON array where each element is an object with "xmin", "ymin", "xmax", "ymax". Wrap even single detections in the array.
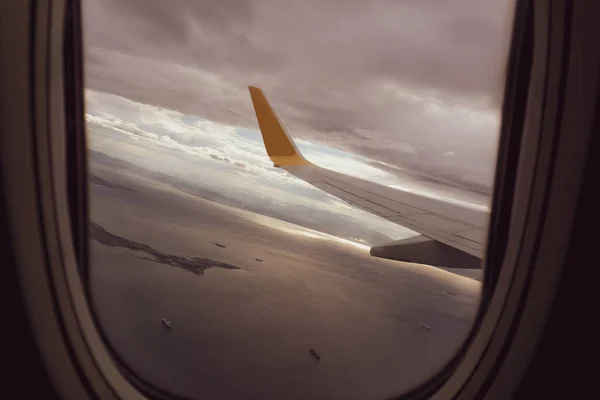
[
  {"xmin": 86, "ymin": 90, "xmax": 429, "ymax": 245},
  {"xmin": 83, "ymin": 0, "xmax": 516, "ymax": 193}
]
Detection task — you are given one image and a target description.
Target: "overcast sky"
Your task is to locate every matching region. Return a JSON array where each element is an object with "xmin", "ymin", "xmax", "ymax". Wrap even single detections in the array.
[{"xmin": 83, "ymin": 0, "xmax": 516, "ymax": 194}]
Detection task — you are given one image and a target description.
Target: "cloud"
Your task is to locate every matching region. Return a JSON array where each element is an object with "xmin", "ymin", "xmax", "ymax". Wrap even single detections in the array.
[
  {"xmin": 86, "ymin": 91, "xmax": 357, "ymax": 190},
  {"xmin": 87, "ymin": 89, "xmax": 490, "ymax": 220},
  {"xmin": 82, "ymin": 0, "xmax": 516, "ymax": 194},
  {"xmin": 86, "ymin": 113, "xmax": 415, "ymax": 245}
]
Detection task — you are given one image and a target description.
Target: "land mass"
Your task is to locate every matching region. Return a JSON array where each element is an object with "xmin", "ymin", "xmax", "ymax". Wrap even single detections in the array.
[{"xmin": 89, "ymin": 222, "xmax": 241, "ymax": 276}]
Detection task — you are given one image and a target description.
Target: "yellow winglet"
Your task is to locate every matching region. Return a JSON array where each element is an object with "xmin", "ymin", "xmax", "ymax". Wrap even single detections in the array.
[{"xmin": 248, "ymin": 86, "xmax": 311, "ymax": 167}]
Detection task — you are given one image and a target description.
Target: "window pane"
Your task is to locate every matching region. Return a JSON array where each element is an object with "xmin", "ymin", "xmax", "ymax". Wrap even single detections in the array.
[{"xmin": 83, "ymin": 0, "xmax": 515, "ymax": 398}]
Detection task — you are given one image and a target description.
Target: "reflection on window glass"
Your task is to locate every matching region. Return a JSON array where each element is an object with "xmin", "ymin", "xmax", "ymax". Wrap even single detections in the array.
[{"xmin": 83, "ymin": 0, "xmax": 515, "ymax": 398}]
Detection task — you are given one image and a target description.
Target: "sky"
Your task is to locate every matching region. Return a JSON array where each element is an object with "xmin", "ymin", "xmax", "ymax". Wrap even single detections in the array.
[
  {"xmin": 82, "ymin": 0, "xmax": 516, "ymax": 244},
  {"xmin": 82, "ymin": 0, "xmax": 516, "ymax": 194}
]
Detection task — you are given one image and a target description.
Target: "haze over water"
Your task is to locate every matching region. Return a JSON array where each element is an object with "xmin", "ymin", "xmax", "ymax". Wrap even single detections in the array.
[{"xmin": 89, "ymin": 162, "xmax": 480, "ymax": 400}]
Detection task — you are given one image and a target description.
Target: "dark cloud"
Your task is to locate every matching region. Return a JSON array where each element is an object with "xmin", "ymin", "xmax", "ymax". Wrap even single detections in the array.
[{"xmin": 83, "ymin": 0, "xmax": 515, "ymax": 193}]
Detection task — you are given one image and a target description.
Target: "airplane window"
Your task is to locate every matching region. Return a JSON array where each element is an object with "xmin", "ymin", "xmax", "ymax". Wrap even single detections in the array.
[{"xmin": 82, "ymin": 0, "xmax": 516, "ymax": 398}]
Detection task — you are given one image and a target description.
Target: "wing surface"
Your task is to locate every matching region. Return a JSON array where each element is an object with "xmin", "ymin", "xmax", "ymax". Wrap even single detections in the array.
[{"xmin": 248, "ymin": 86, "xmax": 489, "ymax": 261}]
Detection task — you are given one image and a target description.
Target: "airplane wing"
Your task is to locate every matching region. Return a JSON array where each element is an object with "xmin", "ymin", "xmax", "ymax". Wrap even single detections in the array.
[{"xmin": 248, "ymin": 86, "xmax": 489, "ymax": 269}]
